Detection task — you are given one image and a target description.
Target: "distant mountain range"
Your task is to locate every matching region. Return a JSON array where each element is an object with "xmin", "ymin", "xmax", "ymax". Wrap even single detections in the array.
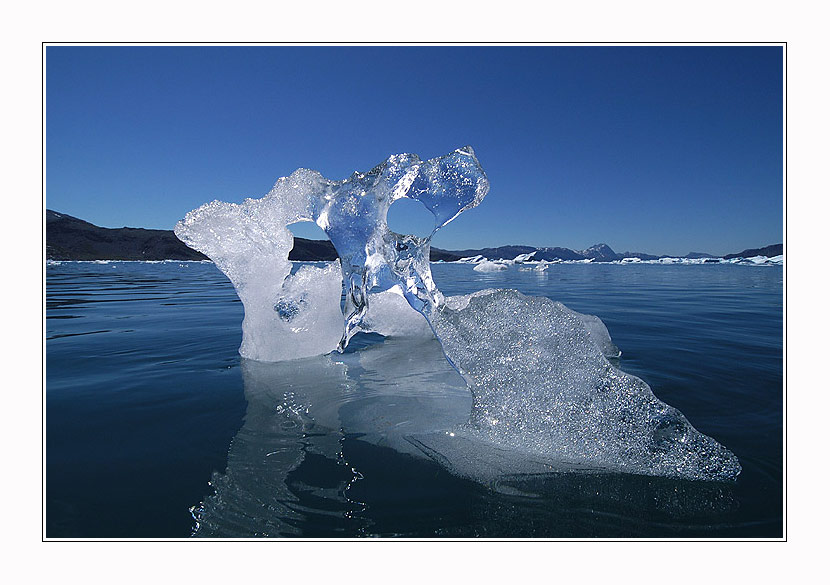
[
  {"xmin": 722, "ymin": 244, "xmax": 784, "ymax": 259},
  {"xmin": 45, "ymin": 209, "xmax": 337, "ymax": 262},
  {"xmin": 442, "ymin": 243, "xmax": 656, "ymax": 262},
  {"xmin": 45, "ymin": 210, "xmax": 782, "ymax": 263},
  {"xmin": 46, "ymin": 210, "xmax": 207, "ymax": 261}
]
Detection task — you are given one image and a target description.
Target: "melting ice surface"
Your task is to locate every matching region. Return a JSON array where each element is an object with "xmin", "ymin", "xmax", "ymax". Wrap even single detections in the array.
[{"xmin": 176, "ymin": 147, "xmax": 740, "ymax": 483}]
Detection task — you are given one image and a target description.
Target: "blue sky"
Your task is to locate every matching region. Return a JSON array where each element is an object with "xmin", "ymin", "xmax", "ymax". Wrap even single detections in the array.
[{"xmin": 45, "ymin": 45, "xmax": 783, "ymax": 256}]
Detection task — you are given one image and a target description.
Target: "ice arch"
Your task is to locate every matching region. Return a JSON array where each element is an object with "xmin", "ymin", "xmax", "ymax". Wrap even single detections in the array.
[{"xmin": 176, "ymin": 147, "xmax": 740, "ymax": 482}]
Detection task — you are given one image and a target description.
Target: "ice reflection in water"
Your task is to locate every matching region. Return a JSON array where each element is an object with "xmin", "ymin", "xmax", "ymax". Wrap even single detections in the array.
[
  {"xmin": 193, "ymin": 335, "xmax": 736, "ymax": 538},
  {"xmin": 191, "ymin": 336, "xmax": 470, "ymax": 537}
]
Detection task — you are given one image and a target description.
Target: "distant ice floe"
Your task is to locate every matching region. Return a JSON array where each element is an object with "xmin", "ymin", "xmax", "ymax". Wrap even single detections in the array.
[
  {"xmin": 46, "ymin": 255, "xmax": 783, "ymax": 267},
  {"xmin": 645, "ymin": 255, "xmax": 784, "ymax": 266},
  {"xmin": 512, "ymin": 251, "xmax": 537, "ymax": 263},
  {"xmin": 46, "ymin": 259, "xmax": 214, "ymax": 264},
  {"xmin": 453, "ymin": 255, "xmax": 783, "ymax": 267},
  {"xmin": 473, "ymin": 260, "xmax": 509, "ymax": 272},
  {"xmin": 518, "ymin": 262, "xmax": 549, "ymax": 272}
]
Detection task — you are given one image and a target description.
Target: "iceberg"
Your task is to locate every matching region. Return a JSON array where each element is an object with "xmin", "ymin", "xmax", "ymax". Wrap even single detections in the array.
[
  {"xmin": 473, "ymin": 260, "xmax": 509, "ymax": 272},
  {"xmin": 174, "ymin": 189, "xmax": 345, "ymax": 361},
  {"xmin": 176, "ymin": 147, "xmax": 487, "ymax": 356},
  {"xmin": 427, "ymin": 289, "xmax": 738, "ymax": 481},
  {"xmin": 512, "ymin": 251, "xmax": 537, "ymax": 263},
  {"xmin": 176, "ymin": 146, "xmax": 740, "ymax": 482},
  {"xmin": 458, "ymin": 254, "xmax": 485, "ymax": 264}
]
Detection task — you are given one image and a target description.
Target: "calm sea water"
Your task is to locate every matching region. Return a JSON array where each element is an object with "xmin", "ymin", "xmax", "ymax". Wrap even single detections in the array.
[{"xmin": 45, "ymin": 261, "xmax": 783, "ymax": 538}]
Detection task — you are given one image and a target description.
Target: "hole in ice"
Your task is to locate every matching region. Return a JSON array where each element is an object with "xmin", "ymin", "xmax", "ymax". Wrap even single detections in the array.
[
  {"xmin": 286, "ymin": 221, "xmax": 338, "ymax": 260},
  {"xmin": 287, "ymin": 220, "xmax": 329, "ymax": 241},
  {"xmin": 386, "ymin": 198, "xmax": 435, "ymax": 239},
  {"xmin": 288, "ymin": 221, "xmax": 336, "ymax": 247}
]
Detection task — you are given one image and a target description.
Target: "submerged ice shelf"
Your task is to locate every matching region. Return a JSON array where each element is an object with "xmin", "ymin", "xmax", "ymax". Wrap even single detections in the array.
[{"xmin": 176, "ymin": 147, "xmax": 740, "ymax": 482}]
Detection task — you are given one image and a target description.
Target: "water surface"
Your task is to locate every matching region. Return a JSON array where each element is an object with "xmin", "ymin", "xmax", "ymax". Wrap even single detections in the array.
[{"xmin": 45, "ymin": 261, "xmax": 783, "ymax": 538}]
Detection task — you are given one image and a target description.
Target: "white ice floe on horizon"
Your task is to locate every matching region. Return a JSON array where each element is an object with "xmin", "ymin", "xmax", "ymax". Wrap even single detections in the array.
[
  {"xmin": 444, "ymin": 253, "xmax": 783, "ymax": 266},
  {"xmin": 738, "ymin": 255, "xmax": 784, "ymax": 266},
  {"xmin": 519, "ymin": 261, "xmax": 549, "ymax": 272},
  {"xmin": 512, "ymin": 251, "xmax": 536, "ymax": 263},
  {"xmin": 45, "ymin": 259, "xmax": 216, "ymax": 265},
  {"xmin": 473, "ymin": 260, "xmax": 509, "ymax": 272},
  {"xmin": 457, "ymin": 254, "xmax": 485, "ymax": 264}
]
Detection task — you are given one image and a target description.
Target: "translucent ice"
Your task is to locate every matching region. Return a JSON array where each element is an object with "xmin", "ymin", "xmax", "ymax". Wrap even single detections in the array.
[
  {"xmin": 177, "ymin": 146, "xmax": 740, "ymax": 482},
  {"xmin": 428, "ymin": 289, "xmax": 740, "ymax": 481},
  {"xmin": 570, "ymin": 308, "xmax": 622, "ymax": 359},
  {"xmin": 361, "ymin": 287, "xmax": 434, "ymax": 338},
  {"xmin": 174, "ymin": 194, "xmax": 344, "ymax": 361},
  {"xmin": 314, "ymin": 147, "xmax": 488, "ymax": 347},
  {"xmin": 176, "ymin": 146, "xmax": 487, "ymax": 357}
]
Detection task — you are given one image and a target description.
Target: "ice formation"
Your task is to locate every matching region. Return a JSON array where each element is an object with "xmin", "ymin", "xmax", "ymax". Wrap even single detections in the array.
[
  {"xmin": 176, "ymin": 147, "xmax": 486, "ymax": 357},
  {"xmin": 473, "ymin": 260, "xmax": 509, "ymax": 272},
  {"xmin": 176, "ymin": 146, "xmax": 740, "ymax": 482},
  {"xmin": 430, "ymin": 289, "xmax": 738, "ymax": 480},
  {"xmin": 359, "ymin": 287, "xmax": 434, "ymax": 338},
  {"xmin": 174, "ymin": 184, "xmax": 345, "ymax": 361}
]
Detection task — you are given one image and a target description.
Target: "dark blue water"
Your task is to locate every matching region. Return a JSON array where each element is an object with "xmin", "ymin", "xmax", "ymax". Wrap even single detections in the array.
[{"xmin": 45, "ymin": 261, "xmax": 783, "ymax": 538}]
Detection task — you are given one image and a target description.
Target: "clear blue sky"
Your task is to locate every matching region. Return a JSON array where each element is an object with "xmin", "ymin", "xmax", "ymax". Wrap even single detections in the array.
[{"xmin": 45, "ymin": 45, "xmax": 783, "ymax": 256}]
